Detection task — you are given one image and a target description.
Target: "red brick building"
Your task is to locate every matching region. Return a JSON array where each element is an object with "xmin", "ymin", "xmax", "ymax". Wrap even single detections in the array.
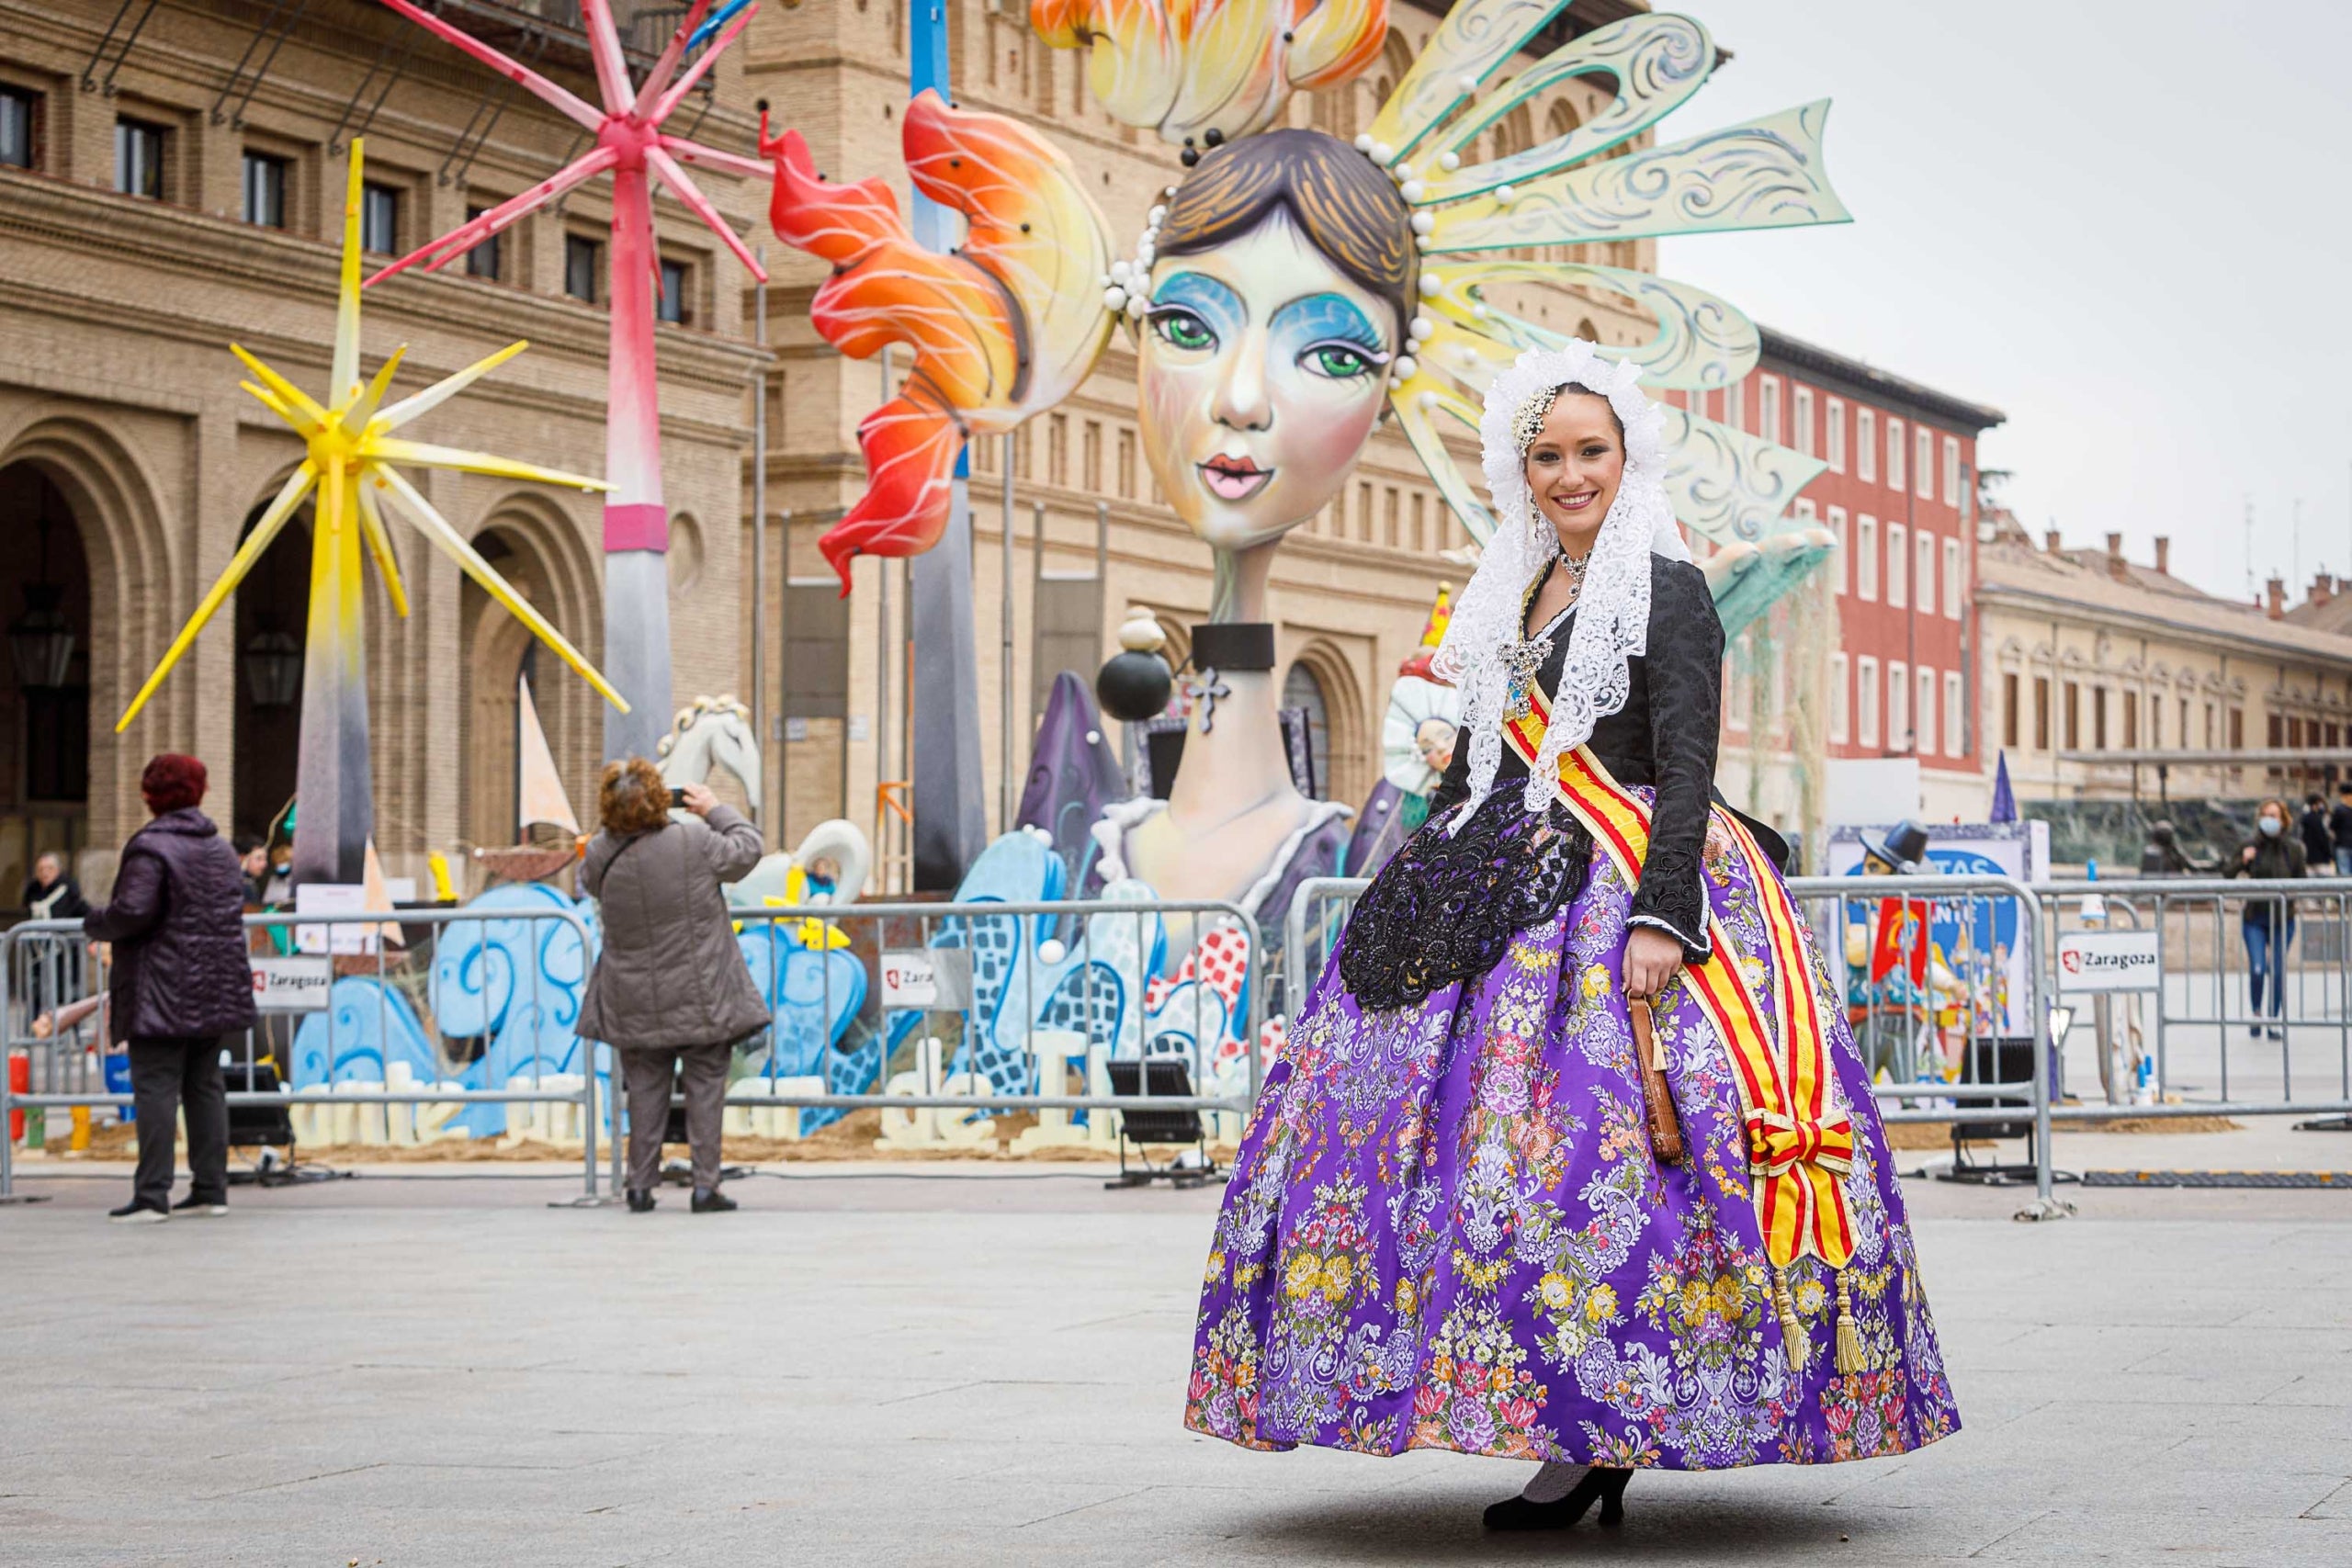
[{"xmin": 1664, "ymin": 330, "xmax": 2006, "ymax": 829}]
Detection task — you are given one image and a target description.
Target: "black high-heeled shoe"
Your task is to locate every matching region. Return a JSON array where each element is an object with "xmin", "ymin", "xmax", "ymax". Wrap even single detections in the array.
[{"xmin": 1481, "ymin": 1466, "xmax": 1632, "ymax": 1531}]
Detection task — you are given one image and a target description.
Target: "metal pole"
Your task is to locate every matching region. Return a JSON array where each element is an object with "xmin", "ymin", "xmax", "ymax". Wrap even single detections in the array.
[
  {"xmin": 0, "ymin": 926, "xmax": 14, "ymax": 1200},
  {"xmin": 1001, "ymin": 479, "xmax": 1017, "ymax": 833},
  {"xmin": 776, "ymin": 507, "xmax": 792, "ymax": 845},
  {"xmin": 2030, "ymin": 883, "xmax": 2056, "ymax": 1207},
  {"xmin": 1001, "ymin": 430, "xmax": 1021, "ymax": 742},
  {"xmin": 750, "ymin": 247, "xmax": 767, "ymax": 828},
  {"xmin": 875, "ymin": 345, "xmax": 894, "ymax": 880}
]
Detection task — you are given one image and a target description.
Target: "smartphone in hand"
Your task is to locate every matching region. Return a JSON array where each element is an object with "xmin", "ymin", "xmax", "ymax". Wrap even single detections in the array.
[{"xmin": 669, "ymin": 787, "xmax": 688, "ymax": 808}]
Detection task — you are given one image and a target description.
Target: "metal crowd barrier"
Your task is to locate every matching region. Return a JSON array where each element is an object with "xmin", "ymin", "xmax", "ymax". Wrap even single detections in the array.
[
  {"xmin": 2036, "ymin": 876, "xmax": 2352, "ymax": 1125},
  {"xmin": 595, "ymin": 896, "xmax": 1268, "ymax": 1193},
  {"xmin": 1289, "ymin": 871, "xmax": 2064, "ymax": 1210},
  {"xmin": 1, "ymin": 907, "xmax": 604, "ymax": 1201},
  {"xmin": 1, "ymin": 891, "xmax": 1282, "ymax": 1202},
  {"xmin": 34, "ymin": 870, "xmax": 2351, "ymax": 1210}
]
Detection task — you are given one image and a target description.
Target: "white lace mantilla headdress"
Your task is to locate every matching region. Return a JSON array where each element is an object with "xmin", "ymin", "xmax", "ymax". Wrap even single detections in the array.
[{"xmin": 1431, "ymin": 343, "xmax": 1690, "ymax": 822}]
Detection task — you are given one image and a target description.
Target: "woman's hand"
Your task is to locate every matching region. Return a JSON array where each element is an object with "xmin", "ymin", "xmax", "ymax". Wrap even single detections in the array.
[
  {"xmin": 1623, "ymin": 926, "xmax": 1685, "ymax": 999},
  {"xmin": 678, "ymin": 782, "xmax": 718, "ymax": 818}
]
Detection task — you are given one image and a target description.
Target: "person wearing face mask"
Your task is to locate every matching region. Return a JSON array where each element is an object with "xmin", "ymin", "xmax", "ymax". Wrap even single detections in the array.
[
  {"xmin": 261, "ymin": 840, "xmax": 295, "ymax": 907},
  {"xmin": 1184, "ymin": 345, "xmax": 1957, "ymax": 1523},
  {"xmin": 2230, "ymin": 797, "xmax": 2306, "ymax": 1039}
]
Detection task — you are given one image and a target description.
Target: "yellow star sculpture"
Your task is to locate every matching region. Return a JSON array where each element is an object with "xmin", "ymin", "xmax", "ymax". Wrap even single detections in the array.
[{"xmin": 117, "ymin": 139, "xmax": 628, "ymax": 731}]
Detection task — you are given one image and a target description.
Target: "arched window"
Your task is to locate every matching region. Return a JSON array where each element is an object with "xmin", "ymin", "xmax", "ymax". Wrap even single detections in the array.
[
  {"xmin": 230, "ymin": 478, "xmax": 311, "ymax": 847},
  {"xmin": 1282, "ymin": 661, "xmax": 1332, "ymax": 800}
]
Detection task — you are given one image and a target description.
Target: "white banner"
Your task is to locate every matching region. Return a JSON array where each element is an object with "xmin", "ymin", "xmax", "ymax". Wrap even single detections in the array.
[
  {"xmin": 2055, "ymin": 930, "xmax": 2161, "ymax": 992},
  {"xmin": 251, "ymin": 955, "xmax": 333, "ymax": 1011},
  {"xmin": 880, "ymin": 948, "xmax": 972, "ymax": 1010},
  {"xmin": 292, "ymin": 883, "xmax": 375, "ymax": 953}
]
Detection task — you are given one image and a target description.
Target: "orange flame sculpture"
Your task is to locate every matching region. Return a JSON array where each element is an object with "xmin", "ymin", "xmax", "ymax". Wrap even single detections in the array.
[
  {"xmin": 1032, "ymin": 0, "xmax": 1386, "ymax": 145},
  {"xmin": 763, "ymin": 92, "xmax": 1115, "ymax": 589}
]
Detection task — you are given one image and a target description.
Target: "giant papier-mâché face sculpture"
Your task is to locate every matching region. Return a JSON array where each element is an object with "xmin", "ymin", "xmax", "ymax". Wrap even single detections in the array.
[
  {"xmin": 1136, "ymin": 130, "xmax": 1417, "ymax": 558},
  {"xmin": 1139, "ymin": 221, "xmax": 1396, "ymax": 552}
]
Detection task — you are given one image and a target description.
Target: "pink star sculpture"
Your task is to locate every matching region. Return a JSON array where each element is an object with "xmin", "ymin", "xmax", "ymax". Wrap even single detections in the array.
[{"xmin": 365, "ymin": 0, "xmax": 770, "ymax": 758}]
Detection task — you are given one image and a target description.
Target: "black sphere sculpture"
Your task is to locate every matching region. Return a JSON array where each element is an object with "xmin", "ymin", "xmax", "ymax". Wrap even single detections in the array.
[{"xmin": 1097, "ymin": 649, "xmax": 1173, "ymax": 724}]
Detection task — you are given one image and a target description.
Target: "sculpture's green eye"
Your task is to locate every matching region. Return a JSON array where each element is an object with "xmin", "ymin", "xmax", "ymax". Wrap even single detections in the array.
[
  {"xmin": 1152, "ymin": 310, "xmax": 1216, "ymax": 352},
  {"xmin": 1304, "ymin": 344, "xmax": 1374, "ymax": 379}
]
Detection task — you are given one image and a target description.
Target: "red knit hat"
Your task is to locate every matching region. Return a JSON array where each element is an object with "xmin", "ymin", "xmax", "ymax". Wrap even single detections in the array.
[{"xmin": 140, "ymin": 753, "xmax": 208, "ymax": 814}]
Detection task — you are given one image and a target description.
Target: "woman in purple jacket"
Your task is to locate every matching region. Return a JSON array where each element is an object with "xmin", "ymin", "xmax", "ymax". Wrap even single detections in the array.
[{"xmin": 85, "ymin": 754, "xmax": 257, "ymax": 1223}]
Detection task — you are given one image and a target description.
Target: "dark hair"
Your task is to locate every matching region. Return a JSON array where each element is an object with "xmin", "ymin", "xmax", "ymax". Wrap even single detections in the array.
[
  {"xmin": 599, "ymin": 757, "xmax": 673, "ymax": 836},
  {"xmin": 1157, "ymin": 129, "xmax": 1419, "ymax": 336},
  {"xmin": 2307, "ymin": 793, "xmax": 2325, "ymax": 807},
  {"xmin": 1550, "ymin": 382, "xmax": 1626, "ymax": 442},
  {"xmin": 141, "ymin": 753, "xmax": 208, "ymax": 814}
]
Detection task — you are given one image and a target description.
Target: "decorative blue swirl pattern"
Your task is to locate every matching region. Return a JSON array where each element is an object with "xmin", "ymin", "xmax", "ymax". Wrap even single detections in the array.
[
  {"xmin": 1420, "ymin": 14, "xmax": 1714, "ymax": 201},
  {"xmin": 1419, "ymin": 262, "xmax": 1759, "ymax": 391},
  {"xmin": 1368, "ymin": 0, "xmax": 1574, "ymax": 158},
  {"xmin": 1659, "ymin": 405, "xmax": 1828, "ymax": 547}
]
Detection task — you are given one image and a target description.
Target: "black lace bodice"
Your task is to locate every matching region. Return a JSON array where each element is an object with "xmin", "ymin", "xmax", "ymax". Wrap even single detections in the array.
[{"xmin": 1341, "ymin": 555, "xmax": 1723, "ymax": 1010}]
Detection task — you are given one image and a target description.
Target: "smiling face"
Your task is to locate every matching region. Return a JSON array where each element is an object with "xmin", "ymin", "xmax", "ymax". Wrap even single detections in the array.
[
  {"xmin": 1522, "ymin": 389, "xmax": 1626, "ymax": 552},
  {"xmin": 1138, "ymin": 217, "xmax": 1396, "ymax": 553}
]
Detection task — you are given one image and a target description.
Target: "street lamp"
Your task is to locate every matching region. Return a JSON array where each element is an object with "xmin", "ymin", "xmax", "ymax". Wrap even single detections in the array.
[
  {"xmin": 7, "ymin": 515, "xmax": 74, "ymax": 692},
  {"xmin": 240, "ymin": 624, "xmax": 304, "ymax": 709}
]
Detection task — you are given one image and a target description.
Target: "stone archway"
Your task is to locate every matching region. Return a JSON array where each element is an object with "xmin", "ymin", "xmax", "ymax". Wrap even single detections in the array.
[
  {"xmin": 0, "ymin": 464, "xmax": 93, "ymax": 910},
  {"xmin": 0, "ymin": 414, "xmax": 176, "ymax": 893},
  {"xmin": 1286, "ymin": 637, "xmax": 1370, "ymax": 807},
  {"xmin": 457, "ymin": 497, "xmax": 603, "ymax": 865}
]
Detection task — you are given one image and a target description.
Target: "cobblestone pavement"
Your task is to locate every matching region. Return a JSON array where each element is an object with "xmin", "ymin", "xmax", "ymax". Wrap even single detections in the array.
[{"xmin": 4, "ymin": 1156, "xmax": 2349, "ymax": 1567}]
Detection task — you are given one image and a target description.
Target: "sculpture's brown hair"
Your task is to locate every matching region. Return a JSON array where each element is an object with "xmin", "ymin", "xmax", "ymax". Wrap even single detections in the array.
[{"xmin": 1156, "ymin": 130, "xmax": 1418, "ymax": 336}]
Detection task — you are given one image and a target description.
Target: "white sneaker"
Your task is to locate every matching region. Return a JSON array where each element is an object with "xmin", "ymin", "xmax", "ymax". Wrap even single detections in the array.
[{"xmin": 171, "ymin": 1199, "xmax": 229, "ymax": 1217}]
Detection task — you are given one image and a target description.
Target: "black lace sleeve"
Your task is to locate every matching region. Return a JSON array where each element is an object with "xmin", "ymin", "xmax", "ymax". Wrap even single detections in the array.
[
  {"xmin": 1427, "ymin": 725, "xmax": 1476, "ymax": 818},
  {"xmin": 1629, "ymin": 559, "xmax": 1721, "ymax": 958}
]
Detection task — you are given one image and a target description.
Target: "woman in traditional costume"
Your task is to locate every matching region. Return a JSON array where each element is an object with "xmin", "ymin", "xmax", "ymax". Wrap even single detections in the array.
[{"xmin": 1184, "ymin": 342, "xmax": 1959, "ymax": 1528}]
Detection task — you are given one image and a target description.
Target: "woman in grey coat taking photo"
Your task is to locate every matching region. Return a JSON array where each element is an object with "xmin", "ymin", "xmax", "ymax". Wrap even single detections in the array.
[{"xmin": 579, "ymin": 758, "xmax": 770, "ymax": 1213}]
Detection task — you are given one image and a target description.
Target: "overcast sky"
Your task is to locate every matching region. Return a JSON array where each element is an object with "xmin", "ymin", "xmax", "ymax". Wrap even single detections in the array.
[{"xmin": 1655, "ymin": 0, "xmax": 2352, "ymax": 605}]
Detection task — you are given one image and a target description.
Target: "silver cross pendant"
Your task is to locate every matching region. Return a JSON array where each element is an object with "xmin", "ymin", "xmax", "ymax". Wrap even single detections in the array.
[{"xmin": 1186, "ymin": 667, "xmax": 1233, "ymax": 732}]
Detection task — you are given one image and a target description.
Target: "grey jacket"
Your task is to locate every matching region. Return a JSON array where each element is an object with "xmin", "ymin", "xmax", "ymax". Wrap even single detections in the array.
[{"xmin": 578, "ymin": 805, "xmax": 771, "ymax": 1049}]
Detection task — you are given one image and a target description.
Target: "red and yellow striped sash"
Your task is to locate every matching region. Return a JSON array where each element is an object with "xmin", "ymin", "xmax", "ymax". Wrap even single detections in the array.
[{"xmin": 1502, "ymin": 684, "xmax": 1856, "ymax": 1269}]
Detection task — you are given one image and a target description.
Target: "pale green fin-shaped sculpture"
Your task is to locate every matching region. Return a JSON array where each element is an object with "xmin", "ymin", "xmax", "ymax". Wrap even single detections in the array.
[
  {"xmin": 1419, "ymin": 263, "xmax": 1762, "ymax": 394},
  {"xmin": 1366, "ymin": 0, "xmax": 1573, "ymax": 158},
  {"xmin": 1418, "ymin": 13, "xmax": 1716, "ymax": 202},
  {"xmin": 1706, "ymin": 534, "xmax": 1836, "ymax": 640},
  {"xmin": 1423, "ymin": 101, "xmax": 1850, "ymax": 254},
  {"xmin": 1663, "ymin": 405, "xmax": 1830, "ymax": 548}
]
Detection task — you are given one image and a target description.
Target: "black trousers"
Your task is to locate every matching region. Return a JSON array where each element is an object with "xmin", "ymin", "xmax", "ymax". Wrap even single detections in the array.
[{"xmin": 128, "ymin": 1036, "xmax": 229, "ymax": 1210}]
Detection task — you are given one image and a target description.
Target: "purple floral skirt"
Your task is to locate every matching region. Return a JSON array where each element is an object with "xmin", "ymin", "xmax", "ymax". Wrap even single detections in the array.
[{"xmin": 1185, "ymin": 814, "xmax": 1959, "ymax": 1469}]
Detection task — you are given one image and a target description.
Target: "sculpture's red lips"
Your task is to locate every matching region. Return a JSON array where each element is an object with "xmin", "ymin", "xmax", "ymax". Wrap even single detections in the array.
[{"xmin": 1200, "ymin": 455, "xmax": 1271, "ymax": 501}]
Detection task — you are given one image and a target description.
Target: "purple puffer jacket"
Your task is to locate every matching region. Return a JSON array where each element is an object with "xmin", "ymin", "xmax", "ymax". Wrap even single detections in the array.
[{"xmin": 85, "ymin": 808, "xmax": 257, "ymax": 1042}]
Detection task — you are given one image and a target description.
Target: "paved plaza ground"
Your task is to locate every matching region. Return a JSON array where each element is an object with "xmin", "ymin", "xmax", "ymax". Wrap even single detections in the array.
[{"xmin": 6, "ymin": 1126, "xmax": 2351, "ymax": 1567}]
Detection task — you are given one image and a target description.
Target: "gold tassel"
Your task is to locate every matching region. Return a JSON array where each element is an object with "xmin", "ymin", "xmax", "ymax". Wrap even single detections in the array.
[
  {"xmin": 1834, "ymin": 1270, "xmax": 1867, "ymax": 1375},
  {"xmin": 1773, "ymin": 1268, "xmax": 1810, "ymax": 1371}
]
